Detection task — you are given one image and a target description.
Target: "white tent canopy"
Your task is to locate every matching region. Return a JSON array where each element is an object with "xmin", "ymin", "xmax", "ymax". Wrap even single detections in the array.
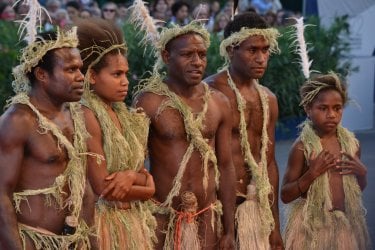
[
  {"xmin": 316, "ymin": 0, "xmax": 375, "ymax": 130},
  {"xmin": 318, "ymin": 0, "xmax": 374, "ymax": 18}
]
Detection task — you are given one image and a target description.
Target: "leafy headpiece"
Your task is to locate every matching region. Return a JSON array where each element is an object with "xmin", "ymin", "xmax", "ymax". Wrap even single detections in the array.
[{"xmin": 11, "ymin": 0, "xmax": 78, "ymax": 94}]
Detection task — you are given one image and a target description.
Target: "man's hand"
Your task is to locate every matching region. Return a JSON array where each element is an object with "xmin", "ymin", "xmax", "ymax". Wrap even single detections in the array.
[
  {"xmin": 219, "ymin": 233, "xmax": 235, "ymax": 250},
  {"xmin": 269, "ymin": 229, "xmax": 284, "ymax": 250},
  {"xmin": 100, "ymin": 170, "xmax": 137, "ymax": 200}
]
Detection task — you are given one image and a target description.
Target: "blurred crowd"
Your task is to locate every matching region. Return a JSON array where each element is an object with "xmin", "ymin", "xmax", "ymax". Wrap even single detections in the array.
[{"xmin": 0, "ymin": 0, "xmax": 301, "ymax": 39}]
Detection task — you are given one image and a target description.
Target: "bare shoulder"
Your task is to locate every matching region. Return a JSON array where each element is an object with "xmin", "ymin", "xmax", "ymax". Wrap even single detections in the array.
[
  {"xmin": 290, "ymin": 138, "xmax": 305, "ymax": 154},
  {"xmin": 0, "ymin": 104, "xmax": 38, "ymax": 149},
  {"xmin": 132, "ymin": 91, "xmax": 166, "ymax": 118},
  {"xmin": 259, "ymin": 85, "xmax": 278, "ymax": 122},
  {"xmin": 204, "ymin": 71, "xmax": 228, "ymax": 92},
  {"xmin": 81, "ymin": 106, "xmax": 101, "ymax": 134},
  {"xmin": 259, "ymin": 84, "xmax": 277, "ymax": 103},
  {"xmin": 285, "ymin": 138, "xmax": 306, "ymax": 175},
  {"xmin": 209, "ymin": 86, "xmax": 231, "ymax": 109}
]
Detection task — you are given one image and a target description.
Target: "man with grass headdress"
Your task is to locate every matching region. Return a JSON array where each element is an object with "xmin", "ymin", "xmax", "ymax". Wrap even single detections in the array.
[
  {"xmin": 205, "ymin": 12, "xmax": 284, "ymax": 249},
  {"xmin": 134, "ymin": 21, "xmax": 236, "ymax": 249},
  {"xmin": 0, "ymin": 25, "xmax": 91, "ymax": 248}
]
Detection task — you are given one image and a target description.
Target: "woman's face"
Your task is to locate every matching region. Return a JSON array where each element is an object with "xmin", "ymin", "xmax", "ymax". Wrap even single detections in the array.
[
  {"xmin": 102, "ymin": 3, "xmax": 117, "ymax": 20},
  {"xmin": 218, "ymin": 15, "xmax": 229, "ymax": 30},
  {"xmin": 155, "ymin": 0, "xmax": 168, "ymax": 13},
  {"xmin": 90, "ymin": 53, "xmax": 129, "ymax": 104}
]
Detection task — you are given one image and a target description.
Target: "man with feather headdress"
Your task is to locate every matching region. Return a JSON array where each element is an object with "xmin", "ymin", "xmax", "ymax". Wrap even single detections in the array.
[
  {"xmin": 0, "ymin": 1, "xmax": 91, "ymax": 248},
  {"xmin": 130, "ymin": 1, "xmax": 237, "ymax": 248}
]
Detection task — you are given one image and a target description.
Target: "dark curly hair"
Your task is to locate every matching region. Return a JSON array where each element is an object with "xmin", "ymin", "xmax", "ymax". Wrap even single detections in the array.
[
  {"xmin": 76, "ymin": 18, "xmax": 126, "ymax": 74},
  {"xmin": 224, "ymin": 11, "xmax": 269, "ymax": 39}
]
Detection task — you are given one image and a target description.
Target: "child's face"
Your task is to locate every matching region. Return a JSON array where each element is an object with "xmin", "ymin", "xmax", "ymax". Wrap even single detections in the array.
[{"xmin": 305, "ymin": 89, "xmax": 344, "ymax": 135}]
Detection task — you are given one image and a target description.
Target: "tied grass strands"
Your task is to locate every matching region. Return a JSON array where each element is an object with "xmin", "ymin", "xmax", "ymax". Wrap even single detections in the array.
[
  {"xmin": 137, "ymin": 74, "xmax": 219, "ymax": 208},
  {"xmin": 236, "ymin": 183, "xmax": 269, "ymax": 250},
  {"xmin": 10, "ymin": 93, "xmax": 91, "ymax": 248},
  {"xmin": 177, "ymin": 192, "xmax": 200, "ymax": 249}
]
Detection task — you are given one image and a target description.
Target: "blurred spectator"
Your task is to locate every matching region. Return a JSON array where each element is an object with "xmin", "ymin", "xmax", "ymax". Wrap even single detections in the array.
[
  {"xmin": 45, "ymin": 0, "xmax": 61, "ymax": 18},
  {"xmin": 264, "ymin": 10, "xmax": 277, "ymax": 26},
  {"xmin": 54, "ymin": 8, "xmax": 71, "ymax": 27},
  {"xmin": 80, "ymin": 7, "xmax": 91, "ymax": 18},
  {"xmin": 270, "ymin": 0, "xmax": 283, "ymax": 13},
  {"xmin": 66, "ymin": 1, "xmax": 81, "ymax": 23},
  {"xmin": 79, "ymin": 0, "xmax": 92, "ymax": 8},
  {"xmin": 0, "ymin": 0, "xmax": 15, "ymax": 6},
  {"xmin": 89, "ymin": 2, "xmax": 101, "ymax": 18},
  {"xmin": 213, "ymin": 12, "xmax": 230, "ymax": 39},
  {"xmin": 168, "ymin": 1, "xmax": 190, "ymax": 26},
  {"xmin": 238, "ymin": 0, "xmax": 251, "ymax": 12},
  {"xmin": 276, "ymin": 9, "xmax": 297, "ymax": 26},
  {"xmin": 191, "ymin": 2, "xmax": 214, "ymax": 32},
  {"xmin": 165, "ymin": 0, "xmax": 174, "ymax": 19},
  {"xmin": 210, "ymin": 1, "xmax": 221, "ymax": 18},
  {"xmin": 101, "ymin": 2, "xmax": 117, "ymax": 24},
  {"xmin": 251, "ymin": 0, "xmax": 282, "ymax": 15},
  {"xmin": 222, "ymin": 0, "xmax": 234, "ymax": 18},
  {"xmin": 0, "ymin": 3, "xmax": 15, "ymax": 21},
  {"xmin": 152, "ymin": 0, "xmax": 168, "ymax": 21},
  {"xmin": 117, "ymin": 3, "xmax": 130, "ymax": 26}
]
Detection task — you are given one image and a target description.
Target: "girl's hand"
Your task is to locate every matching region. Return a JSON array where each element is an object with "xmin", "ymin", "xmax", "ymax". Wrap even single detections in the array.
[
  {"xmin": 336, "ymin": 152, "xmax": 367, "ymax": 177},
  {"xmin": 307, "ymin": 150, "xmax": 337, "ymax": 179},
  {"xmin": 101, "ymin": 170, "xmax": 137, "ymax": 200}
]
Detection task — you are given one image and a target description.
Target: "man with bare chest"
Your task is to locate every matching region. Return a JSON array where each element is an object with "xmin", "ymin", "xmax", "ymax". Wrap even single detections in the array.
[
  {"xmin": 134, "ymin": 23, "xmax": 236, "ymax": 249},
  {"xmin": 0, "ymin": 28, "xmax": 90, "ymax": 249},
  {"xmin": 205, "ymin": 12, "xmax": 283, "ymax": 249}
]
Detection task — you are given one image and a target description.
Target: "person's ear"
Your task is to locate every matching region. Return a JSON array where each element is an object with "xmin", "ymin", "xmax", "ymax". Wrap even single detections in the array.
[
  {"xmin": 88, "ymin": 69, "xmax": 96, "ymax": 85},
  {"xmin": 161, "ymin": 49, "xmax": 170, "ymax": 64},
  {"xmin": 34, "ymin": 67, "xmax": 48, "ymax": 83},
  {"xmin": 226, "ymin": 46, "xmax": 234, "ymax": 59},
  {"xmin": 304, "ymin": 105, "xmax": 311, "ymax": 118}
]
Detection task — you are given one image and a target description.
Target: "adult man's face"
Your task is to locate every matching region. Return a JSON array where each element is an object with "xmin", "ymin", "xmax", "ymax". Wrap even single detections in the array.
[
  {"xmin": 43, "ymin": 47, "xmax": 84, "ymax": 102},
  {"xmin": 163, "ymin": 34, "xmax": 207, "ymax": 87},
  {"xmin": 230, "ymin": 35, "xmax": 270, "ymax": 79}
]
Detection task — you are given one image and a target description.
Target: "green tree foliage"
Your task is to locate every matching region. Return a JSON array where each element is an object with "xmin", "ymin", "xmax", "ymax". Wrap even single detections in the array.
[{"xmin": 0, "ymin": 21, "xmax": 25, "ymax": 110}]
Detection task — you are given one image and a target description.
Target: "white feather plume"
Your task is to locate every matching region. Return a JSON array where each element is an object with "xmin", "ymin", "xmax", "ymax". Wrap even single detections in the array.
[
  {"xmin": 291, "ymin": 17, "xmax": 312, "ymax": 79},
  {"xmin": 15, "ymin": 0, "xmax": 49, "ymax": 44},
  {"xmin": 129, "ymin": 0, "xmax": 160, "ymax": 48}
]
